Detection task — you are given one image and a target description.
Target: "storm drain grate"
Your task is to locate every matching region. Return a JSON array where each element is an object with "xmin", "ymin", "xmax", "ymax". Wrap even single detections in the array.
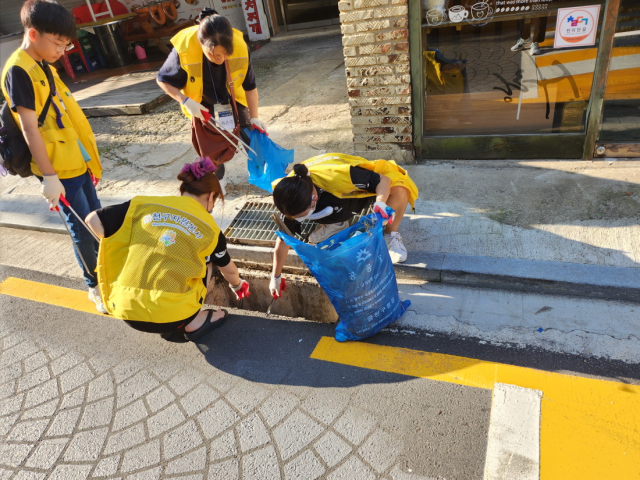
[{"xmin": 224, "ymin": 201, "xmax": 373, "ymax": 247}]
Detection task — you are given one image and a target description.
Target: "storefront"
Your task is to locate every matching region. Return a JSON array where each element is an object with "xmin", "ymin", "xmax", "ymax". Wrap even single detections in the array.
[
  {"xmin": 413, "ymin": 0, "xmax": 640, "ymax": 159},
  {"xmin": 273, "ymin": 0, "xmax": 341, "ymax": 31},
  {"xmin": 338, "ymin": 0, "xmax": 639, "ymax": 160}
]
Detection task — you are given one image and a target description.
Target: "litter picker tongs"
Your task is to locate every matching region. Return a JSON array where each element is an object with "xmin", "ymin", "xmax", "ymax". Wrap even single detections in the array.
[
  {"xmin": 201, "ymin": 111, "xmax": 257, "ymax": 158},
  {"xmin": 51, "ymin": 195, "xmax": 100, "ymax": 278}
]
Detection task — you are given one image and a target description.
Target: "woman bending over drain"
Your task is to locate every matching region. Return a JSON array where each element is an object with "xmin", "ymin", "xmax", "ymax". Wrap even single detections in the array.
[
  {"xmin": 268, "ymin": 153, "xmax": 419, "ymax": 300},
  {"xmin": 86, "ymin": 157, "xmax": 251, "ymax": 342}
]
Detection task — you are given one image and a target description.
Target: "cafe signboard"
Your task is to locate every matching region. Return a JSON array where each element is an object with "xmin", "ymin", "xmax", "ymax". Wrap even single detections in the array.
[{"xmin": 424, "ymin": 0, "xmax": 599, "ymax": 27}]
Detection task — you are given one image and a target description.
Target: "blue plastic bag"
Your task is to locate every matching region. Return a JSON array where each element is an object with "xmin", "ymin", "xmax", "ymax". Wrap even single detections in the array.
[
  {"xmin": 276, "ymin": 212, "xmax": 410, "ymax": 342},
  {"xmin": 245, "ymin": 129, "xmax": 294, "ymax": 193}
]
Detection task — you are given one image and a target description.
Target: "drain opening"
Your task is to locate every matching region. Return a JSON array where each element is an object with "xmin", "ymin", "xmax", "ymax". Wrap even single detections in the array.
[{"xmin": 224, "ymin": 202, "xmax": 373, "ymax": 247}]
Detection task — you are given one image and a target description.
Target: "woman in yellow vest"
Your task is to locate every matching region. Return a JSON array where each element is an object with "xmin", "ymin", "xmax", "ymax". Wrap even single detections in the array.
[
  {"xmin": 268, "ymin": 153, "xmax": 419, "ymax": 299},
  {"xmin": 85, "ymin": 157, "xmax": 251, "ymax": 342},
  {"xmin": 156, "ymin": 8, "xmax": 266, "ymax": 185}
]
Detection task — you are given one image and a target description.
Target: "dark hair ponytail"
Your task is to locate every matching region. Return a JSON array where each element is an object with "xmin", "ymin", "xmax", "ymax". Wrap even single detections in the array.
[
  {"xmin": 177, "ymin": 170, "xmax": 224, "ymax": 207},
  {"xmin": 197, "ymin": 12, "xmax": 234, "ymax": 55},
  {"xmin": 273, "ymin": 164, "xmax": 314, "ymax": 217},
  {"xmin": 196, "ymin": 7, "xmax": 218, "ymax": 23}
]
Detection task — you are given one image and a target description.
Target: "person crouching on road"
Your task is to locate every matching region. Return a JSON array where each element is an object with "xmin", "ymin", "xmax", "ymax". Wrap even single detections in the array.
[
  {"xmin": 268, "ymin": 153, "xmax": 419, "ymax": 299},
  {"xmin": 156, "ymin": 8, "xmax": 266, "ymax": 187},
  {"xmin": 85, "ymin": 157, "xmax": 251, "ymax": 342}
]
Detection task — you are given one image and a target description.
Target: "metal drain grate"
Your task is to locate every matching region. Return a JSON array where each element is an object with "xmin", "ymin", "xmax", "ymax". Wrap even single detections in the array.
[{"xmin": 224, "ymin": 201, "xmax": 373, "ymax": 247}]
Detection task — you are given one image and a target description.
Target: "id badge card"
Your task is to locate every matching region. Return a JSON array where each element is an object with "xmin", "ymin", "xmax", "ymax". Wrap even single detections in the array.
[{"xmin": 214, "ymin": 104, "xmax": 235, "ymax": 131}]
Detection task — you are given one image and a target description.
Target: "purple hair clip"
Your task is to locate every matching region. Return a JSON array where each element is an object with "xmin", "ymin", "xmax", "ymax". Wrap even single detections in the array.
[{"xmin": 181, "ymin": 157, "xmax": 217, "ymax": 180}]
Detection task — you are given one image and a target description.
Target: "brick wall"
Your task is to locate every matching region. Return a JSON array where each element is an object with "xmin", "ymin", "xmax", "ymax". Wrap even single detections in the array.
[{"xmin": 338, "ymin": 0, "xmax": 413, "ymax": 163}]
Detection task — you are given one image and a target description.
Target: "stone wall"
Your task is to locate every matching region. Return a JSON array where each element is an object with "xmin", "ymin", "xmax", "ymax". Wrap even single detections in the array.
[{"xmin": 338, "ymin": 0, "xmax": 413, "ymax": 163}]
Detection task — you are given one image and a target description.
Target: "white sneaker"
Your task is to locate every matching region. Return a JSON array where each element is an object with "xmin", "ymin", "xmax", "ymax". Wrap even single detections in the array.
[
  {"xmin": 511, "ymin": 38, "xmax": 527, "ymax": 51},
  {"xmin": 385, "ymin": 232, "xmax": 408, "ymax": 263},
  {"xmin": 529, "ymin": 42, "xmax": 541, "ymax": 56},
  {"xmin": 308, "ymin": 222, "xmax": 349, "ymax": 244},
  {"xmin": 88, "ymin": 287, "xmax": 108, "ymax": 314}
]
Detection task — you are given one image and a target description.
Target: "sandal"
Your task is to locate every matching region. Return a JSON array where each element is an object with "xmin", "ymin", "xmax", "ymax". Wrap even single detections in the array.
[{"xmin": 184, "ymin": 308, "xmax": 228, "ymax": 342}]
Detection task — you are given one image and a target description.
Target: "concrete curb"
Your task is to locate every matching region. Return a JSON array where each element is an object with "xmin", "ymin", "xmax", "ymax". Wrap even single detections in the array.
[
  {"xmin": 0, "ymin": 212, "xmax": 65, "ymax": 234},
  {"xmin": 3, "ymin": 213, "xmax": 640, "ymax": 304},
  {"xmin": 226, "ymin": 246, "xmax": 640, "ymax": 304}
]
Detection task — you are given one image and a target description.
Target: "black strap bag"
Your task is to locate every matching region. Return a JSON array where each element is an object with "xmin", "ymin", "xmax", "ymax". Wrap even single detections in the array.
[{"xmin": 0, "ymin": 82, "xmax": 53, "ymax": 178}]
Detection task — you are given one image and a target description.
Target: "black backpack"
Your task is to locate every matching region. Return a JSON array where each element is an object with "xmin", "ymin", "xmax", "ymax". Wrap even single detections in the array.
[{"xmin": 0, "ymin": 80, "xmax": 53, "ymax": 177}]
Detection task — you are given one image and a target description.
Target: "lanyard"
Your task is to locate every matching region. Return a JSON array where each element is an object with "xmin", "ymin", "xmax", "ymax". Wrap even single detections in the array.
[{"xmin": 205, "ymin": 58, "xmax": 221, "ymax": 105}]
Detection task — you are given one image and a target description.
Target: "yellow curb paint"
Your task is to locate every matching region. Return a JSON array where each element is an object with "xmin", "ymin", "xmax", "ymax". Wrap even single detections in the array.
[
  {"xmin": 0, "ymin": 277, "xmax": 105, "ymax": 316},
  {"xmin": 311, "ymin": 337, "xmax": 640, "ymax": 480}
]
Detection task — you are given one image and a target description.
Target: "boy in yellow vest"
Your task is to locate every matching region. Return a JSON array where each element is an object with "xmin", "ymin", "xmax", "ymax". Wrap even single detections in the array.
[{"xmin": 1, "ymin": 0, "xmax": 105, "ymax": 313}]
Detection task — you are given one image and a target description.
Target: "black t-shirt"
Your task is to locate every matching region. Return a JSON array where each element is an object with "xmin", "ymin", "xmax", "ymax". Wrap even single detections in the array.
[
  {"xmin": 157, "ymin": 48, "xmax": 257, "ymax": 110},
  {"xmin": 95, "ymin": 201, "xmax": 231, "ymax": 267},
  {"xmin": 3, "ymin": 61, "xmax": 54, "ymax": 112},
  {"xmin": 282, "ymin": 166, "xmax": 381, "ymax": 236}
]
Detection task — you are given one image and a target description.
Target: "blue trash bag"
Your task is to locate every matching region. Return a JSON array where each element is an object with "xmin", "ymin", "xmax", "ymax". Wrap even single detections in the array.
[
  {"xmin": 245, "ymin": 129, "xmax": 294, "ymax": 193},
  {"xmin": 276, "ymin": 212, "xmax": 410, "ymax": 342}
]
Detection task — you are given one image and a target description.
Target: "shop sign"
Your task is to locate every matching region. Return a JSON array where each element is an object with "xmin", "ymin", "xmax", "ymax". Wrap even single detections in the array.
[
  {"xmin": 214, "ymin": 0, "xmax": 248, "ymax": 33},
  {"xmin": 554, "ymin": 5, "xmax": 601, "ymax": 48},
  {"xmin": 116, "ymin": 0, "xmax": 248, "ymax": 32},
  {"xmin": 241, "ymin": 0, "xmax": 271, "ymax": 41}
]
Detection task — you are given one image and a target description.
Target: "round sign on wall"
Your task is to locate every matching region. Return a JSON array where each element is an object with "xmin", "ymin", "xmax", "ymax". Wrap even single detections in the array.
[{"xmin": 554, "ymin": 5, "xmax": 601, "ymax": 49}]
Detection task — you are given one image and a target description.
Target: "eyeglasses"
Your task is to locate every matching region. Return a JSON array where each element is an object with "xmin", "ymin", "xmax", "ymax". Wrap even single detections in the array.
[{"xmin": 40, "ymin": 33, "xmax": 74, "ymax": 53}]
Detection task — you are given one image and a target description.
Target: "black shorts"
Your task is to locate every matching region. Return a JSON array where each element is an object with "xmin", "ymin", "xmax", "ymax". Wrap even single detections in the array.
[{"xmin": 124, "ymin": 261, "xmax": 212, "ymax": 334}]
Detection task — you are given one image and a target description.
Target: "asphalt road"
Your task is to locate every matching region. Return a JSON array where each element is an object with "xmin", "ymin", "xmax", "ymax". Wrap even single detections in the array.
[{"xmin": 1, "ymin": 265, "xmax": 639, "ymax": 479}]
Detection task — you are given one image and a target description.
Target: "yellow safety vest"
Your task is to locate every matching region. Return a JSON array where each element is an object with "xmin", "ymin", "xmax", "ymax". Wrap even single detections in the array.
[
  {"xmin": 171, "ymin": 25, "xmax": 249, "ymax": 116},
  {"xmin": 273, "ymin": 153, "xmax": 419, "ymax": 209},
  {"xmin": 97, "ymin": 196, "xmax": 220, "ymax": 324},
  {"xmin": 1, "ymin": 48, "xmax": 102, "ymax": 179}
]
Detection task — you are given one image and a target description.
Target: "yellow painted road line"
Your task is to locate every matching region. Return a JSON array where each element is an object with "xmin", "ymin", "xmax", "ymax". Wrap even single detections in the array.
[
  {"xmin": 0, "ymin": 277, "xmax": 105, "ymax": 316},
  {"xmin": 311, "ymin": 337, "xmax": 640, "ymax": 480}
]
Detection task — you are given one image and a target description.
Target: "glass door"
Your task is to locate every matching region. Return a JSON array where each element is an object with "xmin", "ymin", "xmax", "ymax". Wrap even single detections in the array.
[
  {"xmin": 597, "ymin": 0, "xmax": 640, "ymax": 156},
  {"xmin": 416, "ymin": 0, "xmax": 607, "ymax": 158}
]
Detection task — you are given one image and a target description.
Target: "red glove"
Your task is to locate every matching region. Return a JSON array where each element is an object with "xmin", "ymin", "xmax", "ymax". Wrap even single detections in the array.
[
  {"xmin": 89, "ymin": 172, "xmax": 99, "ymax": 187},
  {"xmin": 374, "ymin": 201, "xmax": 395, "ymax": 225},
  {"xmin": 270, "ymin": 276, "xmax": 287, "ymax": 299},
  {"xmin": 231, "ymin": 279, "xmax": 250, "ymax": 300},
  {"xmin": 250, "ymin": 118, "xmax": 269, "ymax": 136},
  {"xmin": 50, "ymin": 195, "xmax": 70, "ymax": 212}
]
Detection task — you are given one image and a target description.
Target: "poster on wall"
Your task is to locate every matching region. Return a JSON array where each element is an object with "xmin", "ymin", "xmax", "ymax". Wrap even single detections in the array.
[
  {"xmin": 212, "ymin": 0, "xmax": 248, "ymax": 33},
  {"xmin": 554, "ymin": 4, "xmax": 601, "ymax": 48}
]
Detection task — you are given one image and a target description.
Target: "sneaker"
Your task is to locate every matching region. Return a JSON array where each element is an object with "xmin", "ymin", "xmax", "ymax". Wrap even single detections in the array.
[
  {"xmin": 529, "ymin": 42, "xmax": 541, "ymax": 55},
  {"xmin": 308, "ymin": 222, "xmax": 349, "ymax": 244},
  {"xmin": 219, "ymin": 177, "xmax": 227, "ymax": 196},
  {"xmin": 511, "ymin": 38, "xmax": 527, "ymax": 51},
  {"xmin": 88, "ymin": 287, "xmax": 108, "ymax": 314},
  {"xmin": 385, "ymin": 232, "xmax": 408, "ymax": 263}
]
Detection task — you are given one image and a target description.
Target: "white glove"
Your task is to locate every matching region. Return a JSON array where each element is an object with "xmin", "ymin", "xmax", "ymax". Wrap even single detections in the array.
[
  {"xmin": 182, "ymin": 97, "xmax": 208, "ymax": 121},
  {"xmin": 269, "ymin": 275, "xmax": 286, "ymax": 299},
  {"xmin": 373, "ymin": 201, "xmax": 395, "ymax": 225},
  {"xmin": 42, "ymin": 174, "xmax": 65, "ymax": 207},
  {"xmin": 250, "ymin": 118, "xmax": 268, "ymax": 133}
]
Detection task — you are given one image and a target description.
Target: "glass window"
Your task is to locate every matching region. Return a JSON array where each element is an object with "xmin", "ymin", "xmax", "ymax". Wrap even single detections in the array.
[
  {"xmin": 599, "ymin": 0, "xmax": 640, "ymax": 143},
  {"xmin": 422, "ymin": 0, "xmax": 605, "ymax": 136}
]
